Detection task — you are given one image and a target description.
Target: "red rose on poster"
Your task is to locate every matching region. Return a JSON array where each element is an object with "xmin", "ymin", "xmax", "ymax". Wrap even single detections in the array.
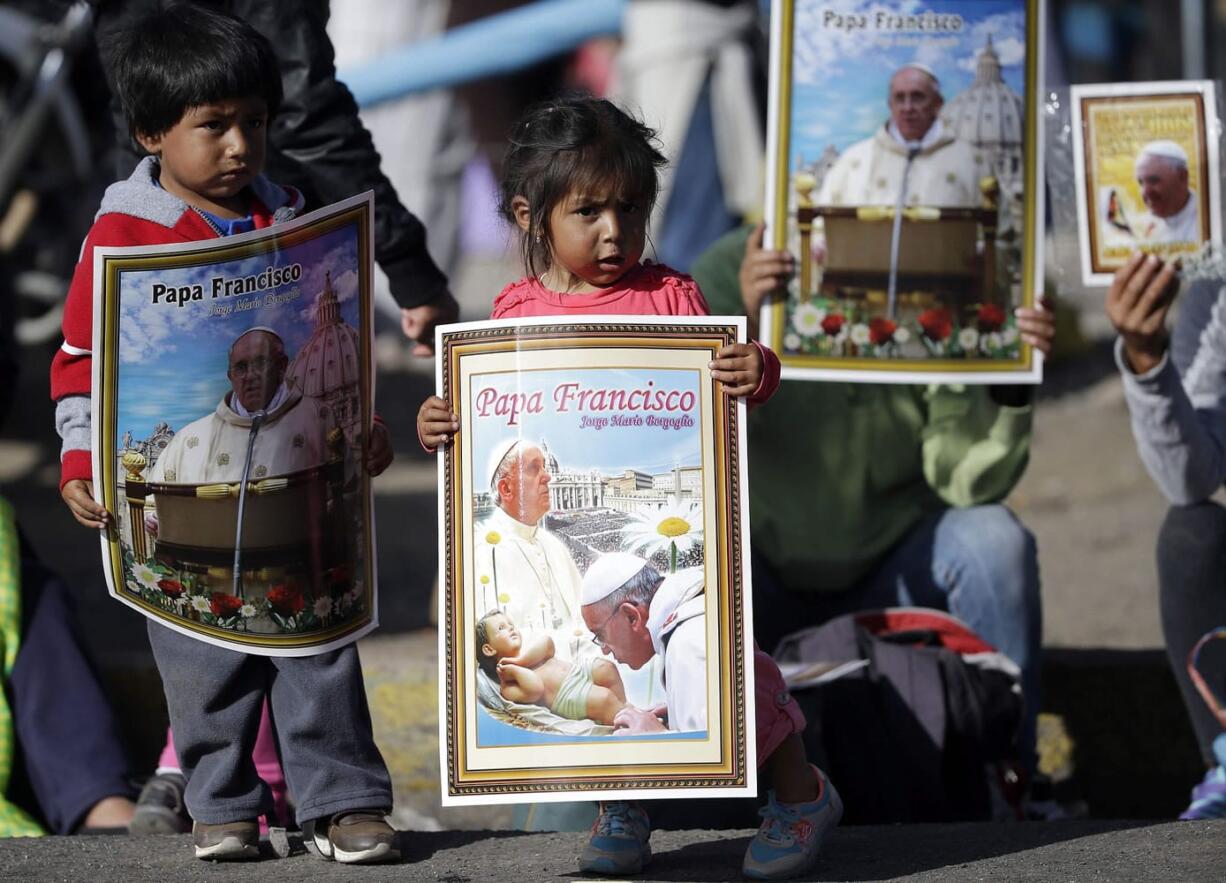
[
  {"xmin": 918, "ymin": 308, "xmax": 953, "ymax": 342},
  {"xmin": 210, "ymin": 592, "xmax": 243, "ymax": 617},
  {"xmin": 267, "ymin": 585, "xmax": 305, "ymax": 616},
  {"xmin": 977, "ymin": 303, "xmax": 1006, "ymax": 333},
  {"xmin": 821, "ymin": 313, "xmax": 845, "ymax": 336},
  {"xmin": 157, "ymin": 579, "xmax": 184, "ymax": 599},
  {"xmin": 869, "ymin": 317, "xmax": 897, "ymax": 345}
]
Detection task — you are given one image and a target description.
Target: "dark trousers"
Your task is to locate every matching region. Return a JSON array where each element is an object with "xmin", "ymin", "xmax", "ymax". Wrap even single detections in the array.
[
  {"xmin": 9, "ymin": 532, "xmax": 135, "ymax": 833},
  {"xmin": 147, "ymin": 622, "xmax": 391, "ymax": 825},
  {"xmin": 1157, "ymin": 502, "xmax": 1226, "ymax": 766}
]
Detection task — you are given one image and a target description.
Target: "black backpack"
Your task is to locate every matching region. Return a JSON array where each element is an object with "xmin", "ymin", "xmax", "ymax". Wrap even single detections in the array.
[{"xmin": 775, "ymin": 607, "xmax": 1025, "ymax": 823}]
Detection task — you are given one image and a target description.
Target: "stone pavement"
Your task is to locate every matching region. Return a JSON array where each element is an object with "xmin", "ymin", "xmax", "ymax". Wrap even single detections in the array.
[{"xmin": 1, "ymin": 820, "xmax": 1223, "ymax": 881}]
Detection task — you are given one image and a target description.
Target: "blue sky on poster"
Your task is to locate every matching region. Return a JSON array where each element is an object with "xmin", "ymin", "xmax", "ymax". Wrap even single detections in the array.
[
  {"xmin": 790, "ymin": 0, "xmax": 1027, "ymax": 162},
  {"xmin": 468, "ymin": 367, "xmax": 703, "ymax": 482},
  {"xmin": 114, "ymin": 225, "xmax": 361, "ymax": 442}
]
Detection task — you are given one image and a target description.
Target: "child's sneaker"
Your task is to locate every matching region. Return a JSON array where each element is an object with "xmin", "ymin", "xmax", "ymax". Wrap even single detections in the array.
[
  {"xmin": 304, "ymin": 810, "xmax": 400, "ymax": 864},
  {"xmin": 1180, "ymin": 733, "xmax": 1226, "ymax": 820},
  {"xmin": 192, "ymin": 819, "xmax": 259, "ymax": 860},
  {"xmin": 579, "ymin": 800, "xmax": 651, "ymax": 875},
  {"xmin": 742, "ymin": 768, "xmax": 842, "ymax": 880},
  {"xmin": 130, "ymin": 771, "xmax": 190, "ymax": 834}
]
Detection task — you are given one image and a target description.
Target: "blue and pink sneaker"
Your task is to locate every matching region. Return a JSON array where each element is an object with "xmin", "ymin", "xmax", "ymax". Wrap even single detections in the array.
[
  {"xmin": 579, "ymin": 800, "xmax": 651, "ymax": 875},
  {"xmin": 1180, "ymin": 733, "xmax": 1226, "ymax": 820},
  {"xmin": 743, "ymin": 768, "xmax": 842, "ymax": 880}
]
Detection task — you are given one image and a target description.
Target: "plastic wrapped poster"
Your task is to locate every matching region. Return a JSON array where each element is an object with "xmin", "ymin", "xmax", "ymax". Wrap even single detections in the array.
[
  {"xmin": 90, "ymin": 194, "xmax": 378, "ymax": 656},
  {"xmin": 435, "ymin": 317, "xmax": 756, "ymax": 804},
  {"xmin": 762, "ymin": 0, "xmax": 1044, "ymax": 383},
  {"xmin": 1068, "ymin": 80, "xmax": 1222, "ymax": 287}
]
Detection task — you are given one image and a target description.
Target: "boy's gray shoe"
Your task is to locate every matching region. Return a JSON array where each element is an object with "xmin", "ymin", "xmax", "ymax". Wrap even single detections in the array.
[
  {"xmin": 304, "ymin": 810, "xmax": 400, "ymax": 864},
  {"xmin": 129, "ymin": 771, "xmax": 190, "ymax": 834},
  {"xmin": 192, "ymin": 819, "xmax": 260, "ymax": 861}
]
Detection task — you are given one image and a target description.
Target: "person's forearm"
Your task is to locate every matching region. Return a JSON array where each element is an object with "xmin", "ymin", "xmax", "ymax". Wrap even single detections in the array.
[{"xmin": 507, "ymin": 634, "xmax": 555, "ymax": 667}]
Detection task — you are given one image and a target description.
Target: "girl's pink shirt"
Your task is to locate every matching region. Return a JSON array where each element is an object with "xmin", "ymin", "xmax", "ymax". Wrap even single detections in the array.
[
  {"xmin": 420, "ymin": 263, "xmax": 781, "ymax": 452},
  {"xmin": 490, "ymin": 262, "xmax": 780, "ymax": 405}
]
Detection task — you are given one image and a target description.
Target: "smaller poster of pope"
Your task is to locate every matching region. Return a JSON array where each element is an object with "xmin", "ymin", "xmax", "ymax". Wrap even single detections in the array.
[
  {"xmin": 1071, "ymin": 80, "xmax": 1221, "ymax": 287},
  {"xmin": 762, "ymin": 0, "xmax": 1044, "ymax": 382},
  {"xmin": 436, "ymin": 317, "xmax": 756, "ymax": 804},
  {"xmin": 90, "ymin": 194, "xmax": 377, "ymax": 656}
]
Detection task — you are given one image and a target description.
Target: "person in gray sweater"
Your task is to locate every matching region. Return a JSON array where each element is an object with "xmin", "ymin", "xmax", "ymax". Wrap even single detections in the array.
[{"xmin": 1108, "ymin": 251, "xmax": 1226, "ymax": 819}]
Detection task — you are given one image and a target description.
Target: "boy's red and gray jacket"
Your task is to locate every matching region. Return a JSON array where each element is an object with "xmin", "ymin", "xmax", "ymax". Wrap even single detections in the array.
[{"xmin": 51, "ymin": 156, "xmax": 303, "ymax": 489}]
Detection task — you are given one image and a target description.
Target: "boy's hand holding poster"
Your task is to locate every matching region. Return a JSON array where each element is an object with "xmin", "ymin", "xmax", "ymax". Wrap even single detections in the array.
[
  {"xmin": 91, "ymin": 194, "xmax": 378, "ymax": 656},
  {"xmin": 763, "ymin": 0, "xmax": 1043, "ymax": 382},
  {"xmin": 436, "ymin": 318, "xmax": 756, "ymax": 803},
  {"xmin": 1070, "ymin": 80, "xmax": 1221, "ymax": 287}
]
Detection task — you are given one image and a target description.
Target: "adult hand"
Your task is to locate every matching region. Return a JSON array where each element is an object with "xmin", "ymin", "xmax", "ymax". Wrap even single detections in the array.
[
  {"xmin": 1015, "ymin": 293, "xmax": 1057, "ymax": 357},
  {"xmin": 738, "ymin": 223, "xmax": 794, "ymax": 339},
  {"xmin": 711, "ymin": 343, "xmax": 764, "ymax": 397},
  {"xmin": 1105, "ymin": 252, "xmax": 1179, "ymax": 375},
  {"xmin": 61, "ymin": 479, "xmax": 110, "ymax": 529},
  {"xmin": 400, "ymin": 292, "xmax": 459, "ymax": 358},
  {"xmin": 365, "ymin": 420, "xmax": 394, "ymax": 476},
  {"xmin": 417, "ymin": 395, "xmax": 458, "ymax": 450},
  {"xmin": 612, "ymin": 704, "xmax": 669, "ymax": 734}
]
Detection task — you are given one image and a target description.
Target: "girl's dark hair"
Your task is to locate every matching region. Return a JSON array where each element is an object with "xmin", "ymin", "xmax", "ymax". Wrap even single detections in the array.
[
  {"xmin": 106, "ymin": 2, "xmax": 283, "ymax": 140},
  {"xmin": 475, "ymin": 610, "xmax": 504, "ymax": 678},
  {"xmin": 498, "ymin": 94, "xmax": 667, "ymax": 278}
]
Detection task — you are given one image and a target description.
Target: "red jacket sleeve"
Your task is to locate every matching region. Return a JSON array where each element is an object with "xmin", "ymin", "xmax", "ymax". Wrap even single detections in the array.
[
  {"xmin": 50, "ymin": 214, "xmax": 168, "ymax": 402},
  {"xmin": 51, "ymin": 213, "xmax": 177, "ymax": 487}
]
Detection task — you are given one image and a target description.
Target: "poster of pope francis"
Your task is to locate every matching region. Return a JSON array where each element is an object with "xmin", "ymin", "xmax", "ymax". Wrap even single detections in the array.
[
  {"xmin": 1070, "ymin": 80, "xmax": 1221, "ymax": 286},
  {"xmin": 90, "ymin": 194, "xmax": 379, "ymax": 656},
  {"xmin": 435, "ymin": 316, "xmax": 756, "ymax": 804},
  {"xmin": 763, "ymin": 0, "xmax": 1044, "ymax": 382}
]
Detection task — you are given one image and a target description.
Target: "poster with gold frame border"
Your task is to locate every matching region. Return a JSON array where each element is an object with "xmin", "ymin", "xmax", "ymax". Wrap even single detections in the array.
[
  {"xmin": 1070, "ymin": 80, "xmax": 1221, "ymax": 287},
  {"xmin": 90, "ymin": 193, "xmax": 379, "ymax": 656},
  {"xmin": 761, "ymin": 0, "xmax": 1043, "ymax": 383},
  {"xmin": 436, "ymin": 317, "xmax": 756, "ymax": 804}
]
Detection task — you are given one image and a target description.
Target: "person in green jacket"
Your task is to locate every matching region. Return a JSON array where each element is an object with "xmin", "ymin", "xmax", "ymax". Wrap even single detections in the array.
[{"xmin": 692, "ymin": 223, "xmax": 1056, "ymax": 766}]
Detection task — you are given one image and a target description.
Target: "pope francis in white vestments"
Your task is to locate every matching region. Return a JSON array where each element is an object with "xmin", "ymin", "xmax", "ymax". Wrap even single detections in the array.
[
  {"xmin": 816, "ymin": 118, "xmax": 988, "ymax": 210},
  {"xmin": 150, "ymin": 328, "xmax": 339, "ymax": 485},
  {"xmin": 150, "ymin": 384, "xmax": 338, "ymax": 484},
  {"xmin": 474, "ymin": 439, "xmax": 586, "ymax": 661}
]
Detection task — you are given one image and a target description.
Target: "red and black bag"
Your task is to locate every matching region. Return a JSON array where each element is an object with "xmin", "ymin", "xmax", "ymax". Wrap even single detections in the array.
[{"xmin": 775, "ymin": 607, "xmax": 1025, "ymax": 823}]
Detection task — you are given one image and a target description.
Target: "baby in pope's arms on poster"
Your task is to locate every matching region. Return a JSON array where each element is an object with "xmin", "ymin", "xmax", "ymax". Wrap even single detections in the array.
[{"xmin": 476, "ymin": 610, "xmax": 629, "ymax": 726}]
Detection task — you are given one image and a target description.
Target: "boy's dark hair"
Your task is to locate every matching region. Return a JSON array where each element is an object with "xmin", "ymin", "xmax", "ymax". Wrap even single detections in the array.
[
  {"xmin": 475, "ymin": 610, "xmax": 505, "ymax": 678},
  {"xmin": 106, "ymin": 1, "xmax": 283, "ymax": 140},
  {"xmin": 498, "ymin": 94, "xmax": 667, "ymax": 279}
]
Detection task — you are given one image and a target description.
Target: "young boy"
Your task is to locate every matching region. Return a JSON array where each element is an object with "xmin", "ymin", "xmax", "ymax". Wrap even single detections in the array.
[
  {"xmin": 476, "ymin": 610, "xmax": 627, "ymax": 725},
  {"xmin": 52, "ymin": 5, "xmax": 397, "ymax": 863}
]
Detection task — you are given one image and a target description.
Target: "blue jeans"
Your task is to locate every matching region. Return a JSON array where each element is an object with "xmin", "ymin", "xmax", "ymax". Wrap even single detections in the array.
[{"xmin": 753, "ymin": 504, "xmax": 1042, "ymax": 768}]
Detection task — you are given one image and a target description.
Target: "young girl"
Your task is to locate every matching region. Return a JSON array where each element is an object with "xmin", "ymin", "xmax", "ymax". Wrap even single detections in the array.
[{"xmin": 418, "ymin": 95, "xmax": 838, "ymax": 882}]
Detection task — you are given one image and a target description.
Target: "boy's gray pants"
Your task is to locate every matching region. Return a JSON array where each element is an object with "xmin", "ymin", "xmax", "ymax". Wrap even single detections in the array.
[{"xmin": 148, "ymin": 621, "xmax": 392, "ymax": 826}]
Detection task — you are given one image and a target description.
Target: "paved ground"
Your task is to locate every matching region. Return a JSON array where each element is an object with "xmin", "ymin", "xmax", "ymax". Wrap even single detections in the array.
[{"xmin": 1, "ymin": 820, "xmax": 1223, "ymax": 881}]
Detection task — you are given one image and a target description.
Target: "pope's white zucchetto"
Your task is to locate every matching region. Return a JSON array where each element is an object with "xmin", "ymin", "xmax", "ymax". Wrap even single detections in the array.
[
  {"xmin": 1136, "ymin": 140, "xmax": 1189, "ymax": 171},
  {"xmin": 485, "ymin": 437, "xmax": 522, "ymax": 492},
  {"xmin": 581, "ymin": 552, "xmax": 648, "ymax": 606},
  {"xmin": 896, "ymin": 61, "xmax": 940, "ymax": 90}
]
